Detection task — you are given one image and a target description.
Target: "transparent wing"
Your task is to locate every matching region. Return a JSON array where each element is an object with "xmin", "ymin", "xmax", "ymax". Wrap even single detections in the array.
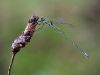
[{"xmin": 52, "ymin": 17, "xmax": 75, "ymax": 28}]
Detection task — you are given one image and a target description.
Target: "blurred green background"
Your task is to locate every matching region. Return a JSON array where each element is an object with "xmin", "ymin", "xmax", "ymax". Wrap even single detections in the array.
[{"xmin": 0, "ymin": 0, "xmax": 100, "ymax": 75}]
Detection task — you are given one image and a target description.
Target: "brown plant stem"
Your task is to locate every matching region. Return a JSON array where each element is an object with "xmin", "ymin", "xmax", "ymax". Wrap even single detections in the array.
[
  {"xmin": 8, "ymin": 16, "xmax": 39, "ymax": 75},
  {"xmin": 8, "ymin": 53, "xmax": 16, "ymax": 75}
]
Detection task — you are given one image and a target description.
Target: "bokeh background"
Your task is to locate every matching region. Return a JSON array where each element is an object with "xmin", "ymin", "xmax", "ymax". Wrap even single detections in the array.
[{"xmin": 0, "ymin": 0, "xmax": 100, "ymax": 75}]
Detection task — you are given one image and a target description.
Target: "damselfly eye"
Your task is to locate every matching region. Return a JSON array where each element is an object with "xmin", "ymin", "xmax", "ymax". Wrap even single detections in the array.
[{"xmin": 41, "ymin": 17, "xmax": 46, "ymax": 21}]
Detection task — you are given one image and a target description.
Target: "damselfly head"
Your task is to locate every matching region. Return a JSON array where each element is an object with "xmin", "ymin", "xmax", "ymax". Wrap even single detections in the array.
[
  {"xmin": 38, "ymin": 17, "xmax": 46, "ymax": 23},
  {"xmin": 37, "ymin": 17, "xmax": 53, "ymax": 26},
  {"xmin": 28, "ymin": 16, "xmax": 39, "ymax": 24}
]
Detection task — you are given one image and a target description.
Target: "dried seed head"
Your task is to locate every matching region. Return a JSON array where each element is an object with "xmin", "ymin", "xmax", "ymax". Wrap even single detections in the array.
[
  {"xmin": 11, "ymin": 16, "xmax": 39, "ymax": 54},
  {"xmin": 28, "ymin": 16, "xmax": 39, "ymax": 24}
]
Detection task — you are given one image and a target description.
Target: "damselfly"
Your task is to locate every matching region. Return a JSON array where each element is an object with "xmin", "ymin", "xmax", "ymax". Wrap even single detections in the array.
[{"xmin": 37, "ymin": 16, "xmax": 89, "ymax": 58}]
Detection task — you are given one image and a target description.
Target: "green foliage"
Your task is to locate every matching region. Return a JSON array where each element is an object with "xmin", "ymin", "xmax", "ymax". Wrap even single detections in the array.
[{"xmin": 0, "ymin": 0, "xmax": 100, "ymax": 75}]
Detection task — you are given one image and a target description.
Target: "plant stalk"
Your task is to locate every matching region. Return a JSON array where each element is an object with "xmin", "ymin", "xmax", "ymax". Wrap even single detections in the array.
[{"xmin": 8, "ymin": 53, "xmax": 16, "ymax": 75}]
